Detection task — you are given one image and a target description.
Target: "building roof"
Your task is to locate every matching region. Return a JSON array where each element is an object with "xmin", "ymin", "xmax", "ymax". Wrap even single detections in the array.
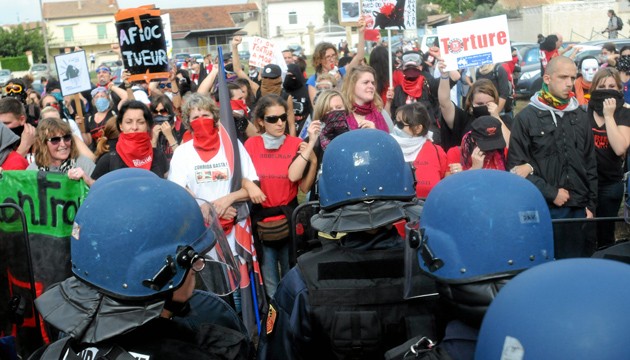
[
  {"xmin": 163, "ymin": 3, "xmax": 259, "ymax": 34},
  {"xmin": 43, "ymin": 0, "xmax": 119, "ymax": 20},
  {"xmin": 2, "ymin": 21, "xmax": 42, "ymax": 32}
]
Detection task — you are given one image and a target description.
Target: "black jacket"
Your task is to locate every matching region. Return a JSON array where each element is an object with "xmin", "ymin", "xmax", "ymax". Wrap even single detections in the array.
[{"xmin": 507, "ymin": 103, "xmax": 597, "ymax": 211}]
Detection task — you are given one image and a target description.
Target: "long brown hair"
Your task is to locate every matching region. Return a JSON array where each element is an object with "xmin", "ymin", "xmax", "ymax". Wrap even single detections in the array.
[
  {"xmin": 464, "ymin": 78, "xmax": 499, "ymax": 114},
  {"xmin": 94, "ymin": 116, "xmax": 120, "ymax": 159}
]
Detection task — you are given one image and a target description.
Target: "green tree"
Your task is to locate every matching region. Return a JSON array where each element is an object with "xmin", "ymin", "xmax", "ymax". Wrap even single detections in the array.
[
  {"xmin": 324, "ymin": 0, "xmax": 339, "ymax": 24},
  {"xmin": 0, "ymin": 25, "xmax": 45, "ymax": 60}
]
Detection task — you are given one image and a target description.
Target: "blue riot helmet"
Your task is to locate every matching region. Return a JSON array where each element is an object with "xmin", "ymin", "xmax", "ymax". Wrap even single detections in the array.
[
  {"xmin": 312, "ymin": 129, "xmax": 420, "ymax": 233},
  {"xmin": 317, "ymin": 129, "xmax": 415, "ymax": 210},
  {"xmin": 475, "ymin": 258, "xmax": 630, "ymax": 359},
  {"xmin": 418, "ymin": 170, "xmax": 554, "ymax": 283},
  {"xmin": 71, "ymin": 176, "xmax": 240, "ymax": 300},
  {"xmin": 88, "ymin": 168, "xmax": 159, "ymax": 197}
]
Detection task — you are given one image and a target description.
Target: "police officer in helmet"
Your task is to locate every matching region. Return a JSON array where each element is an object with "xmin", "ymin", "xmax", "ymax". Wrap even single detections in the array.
[
  {"xmin": 257, "ymin": 129, "xmax": 439, "ymax": 359},
  {"xmin": 30, "ymin": 170, "xmax": 251, "ymax": 359},
  {"xmin": 410, "ymin": 170, "xmax": 555, "ymax": 359}
]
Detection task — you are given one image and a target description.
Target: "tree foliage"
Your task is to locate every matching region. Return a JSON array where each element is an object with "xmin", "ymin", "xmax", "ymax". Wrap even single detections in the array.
[
  {"xmin": 324, "ymin": 0, "xmax": 339, "ymax": 24},
  {"xmin": 0, "ymin": 25, "xmax": 45, "ymax": 61}
]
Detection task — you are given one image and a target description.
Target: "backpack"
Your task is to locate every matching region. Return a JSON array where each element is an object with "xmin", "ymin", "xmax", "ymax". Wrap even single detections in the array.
[{"xmin": 616, "ymin": 15, "xmax": 624, "ymax": 31}]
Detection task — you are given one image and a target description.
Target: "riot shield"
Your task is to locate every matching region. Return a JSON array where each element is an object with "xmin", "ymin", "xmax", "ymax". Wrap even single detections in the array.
[
  {"xmin": 0, "ymin": 203, "xmax": 44, "ymax": 357},
  {"xmin": 290, "ymin": 201, "xmax": 321, "ymax": 267}
]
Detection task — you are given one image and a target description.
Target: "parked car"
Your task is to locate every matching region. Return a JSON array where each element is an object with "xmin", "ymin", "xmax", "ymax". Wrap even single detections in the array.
[
  {"xmin": 238, "ymin": 50, "xmax": 250, "ymax": 61},
  {"xmin": 0, "ymin": 69, "xmax": 13, "ymax": 87},
  {"xmin": 173, "ymin": 53, "xmax": 190, "ymax": 68},
  {"xmin": 29, "ymin": 63, "xmax": 52, "ymax": 80}
]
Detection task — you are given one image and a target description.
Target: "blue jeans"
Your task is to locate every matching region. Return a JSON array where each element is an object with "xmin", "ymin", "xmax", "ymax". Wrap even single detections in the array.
[
  {"xmin": 261, "ymin": 242, "xmax": 290, "ymax": 299},
  {"xmin": 596, "ymin": 181, "xmax": 624, "ymax": 248},
  {"xmin": 549, "ymin": 206, "xmax": 595, "ymax": 258}
]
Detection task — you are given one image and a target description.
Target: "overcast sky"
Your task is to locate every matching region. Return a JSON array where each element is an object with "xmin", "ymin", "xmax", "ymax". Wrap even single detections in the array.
[{"xmin": 0, "ymin": 0, "xmax": 247, "ymax": 26}]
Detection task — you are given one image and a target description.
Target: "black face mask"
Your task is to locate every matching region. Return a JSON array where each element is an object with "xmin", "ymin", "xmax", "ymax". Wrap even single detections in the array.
[
  {"xmin": 403, "ymin": 67, "xmax": 422, "ymax": 80},
  {"xmin": 10, "ymin": 125, "xmax": 24, "ymax": 138},
  {"xmin": 472, "ymin": 105, "xmax": 490, "ymax": 118},
  {"xmin": 283, "ymin": 73, "xmax": 301, "ymax": 91},
  {"xmin": 589, "ymin": 89, "xmax": 624, "ymax": 116},
  {"xmin": 617, "ymin": 55, "xmax": 630, "ymax": 73}
]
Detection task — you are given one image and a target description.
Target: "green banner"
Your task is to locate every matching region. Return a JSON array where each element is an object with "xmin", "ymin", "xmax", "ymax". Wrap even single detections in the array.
[{"xmin": 0, "ymin": 171, "xmax": 89, "ymax": 237}]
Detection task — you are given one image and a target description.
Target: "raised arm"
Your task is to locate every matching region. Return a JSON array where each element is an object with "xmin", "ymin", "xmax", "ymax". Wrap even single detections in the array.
[
  {"xmin": 232, "ymin": 36, "xmax": 260, "ymax": 94},
  {"xmin": 342, "ymin": 15, "xmax": 366, "ymax": 74},
  {"xmin": 437, "ymin": 61, "xmax": 457, "ymax": 129}
]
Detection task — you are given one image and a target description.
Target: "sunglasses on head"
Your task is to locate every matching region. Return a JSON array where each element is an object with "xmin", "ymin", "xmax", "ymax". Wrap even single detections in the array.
[
  {"xmin": 96, "ymin": 67, "xmax": 111, "ymax": 74},
  {"xmin": 264, "ymin": 113, "xmax": 288, "ymax": 124},
  {"xmin": 159, "ymin": 83, "xmax": 172, "ymax": 89},
  {"xmin": 47, "ymin": 134, "xmax": 72, "ymax": 145},
  {"xmin": 5, "ymin": 84, "xmax": 23, "ymax": 94}
]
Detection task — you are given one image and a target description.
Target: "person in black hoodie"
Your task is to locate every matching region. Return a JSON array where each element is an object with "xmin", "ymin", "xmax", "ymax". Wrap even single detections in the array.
[{"xmin": 283, "ymin": 63, "xmax": 312, "ymax": 137}]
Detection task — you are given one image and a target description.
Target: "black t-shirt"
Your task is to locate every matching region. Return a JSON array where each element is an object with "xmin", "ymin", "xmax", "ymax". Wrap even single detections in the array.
[
  {"xmin": 91, "ymin": 148, "xmax": 168, "ymax": 180},
  {"xmin": 85, "ymin": 109, "xmax": 117, "ymax": 151},
  {"xmin": 590, "ymin": 107, "xmax": 630, "ymax": 185}
]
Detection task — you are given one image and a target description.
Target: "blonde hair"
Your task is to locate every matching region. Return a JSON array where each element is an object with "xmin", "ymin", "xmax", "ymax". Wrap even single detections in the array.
[
  {"xmin": 312, "ymin": 90, "xmax": 350, "ymax": 121},
  {"xmin": 341, "ymin": 65, "xmax": 383, "ymax": 111}
]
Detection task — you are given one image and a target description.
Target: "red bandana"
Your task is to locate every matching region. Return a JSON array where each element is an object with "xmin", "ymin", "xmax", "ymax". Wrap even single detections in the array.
[
  {"xmin": 230, "ymin": 99, "xmax": 249, "ymax": 117},
  {"xmin": 401, "ymin": 75, "xmax": 424, "ymax": 99},
  {"xmin": 191, "ymin": 117, "xmax": 220, "ymax": 162},
  {"xmin": 116, "ymin": 132, "xmax": 153, "ymax": 170}
]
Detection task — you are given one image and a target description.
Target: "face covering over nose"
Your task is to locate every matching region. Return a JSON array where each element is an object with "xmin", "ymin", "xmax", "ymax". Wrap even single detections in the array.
[
  {"xmin": 472, "ymin": 105, "xmax": 490, "ymax": 118},
  {"xmin": 588, "ymin": 89, "xmax": 624, "ymax": 117}
]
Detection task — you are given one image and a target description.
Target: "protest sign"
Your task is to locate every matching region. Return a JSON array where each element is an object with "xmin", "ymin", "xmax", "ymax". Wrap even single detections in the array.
[
  {"xmin": 438, "ymin": 15, "xmax": 512, "ymax": 71},
  {"xmin": 362, "ymin": 0, "xmax": 416, "ymax": 31},
  {"xmin": 339, "ymin": 0, "xmax": 361, "ymax": 26},
  {"xmin": 54, "ymin": 51, "xmax": 91, "ymax": 96},
  {"xmin": 0, "ymin": 171, "xmax": 89, "ymax": 354},
  {"xmin": 249, "ymin": 37, "xmax": 276, "ymax": 69},
  {"xmin": 115, "ymin": 5, "xmax": 169, "ymax": 82}
]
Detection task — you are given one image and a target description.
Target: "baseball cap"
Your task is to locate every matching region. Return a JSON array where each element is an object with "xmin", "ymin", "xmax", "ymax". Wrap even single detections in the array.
[
  {"xmin": 471, "ymin": 116, "xmax": 506, "ymax": 151},
  {"xmin": 262, "ymin": 64, "xmax": 282, "ymax": 78}
]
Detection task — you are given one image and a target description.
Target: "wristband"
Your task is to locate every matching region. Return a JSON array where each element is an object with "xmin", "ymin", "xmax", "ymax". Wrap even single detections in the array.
[
  {"xmin": 299, "ymin": 153, "xmax": 308, "ymax": 161},
  {"xmin": 440, "ymin": 75, "xmax": 449, "ymax": 80}
]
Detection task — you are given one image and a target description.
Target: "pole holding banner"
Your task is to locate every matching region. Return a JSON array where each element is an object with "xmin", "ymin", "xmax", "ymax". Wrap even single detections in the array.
[
  {"xmin": 73, "ymin": 94, "xmax": 85, "ymax": 133},
  {"xmin": 115, "ymin": 5, "xmax": 169, "ymax": 83},
  {"xmin": 387, "ymin": 28, "xmax": 393, "ymax": 89}
]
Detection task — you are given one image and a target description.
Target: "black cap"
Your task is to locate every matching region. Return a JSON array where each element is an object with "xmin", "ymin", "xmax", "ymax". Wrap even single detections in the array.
[
  {"xmin": 471, "ymin": 116, "xmax": 506, "ymax": 151},
  {"xmin": 262, "ymin": 64, "xmax": 282, "ymax": 78}
]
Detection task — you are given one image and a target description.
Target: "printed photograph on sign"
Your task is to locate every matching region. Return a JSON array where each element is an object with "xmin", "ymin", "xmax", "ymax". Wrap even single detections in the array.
[
  {"xmin": 361, "ymin": 0, "xmax": 416, "ymax": 31},
  {"xmin": 54, "ymin": 51, "xmax": 92, "ymax": 96},
  {"xmin": 339, "ymin": 0, "xmax": 361, "ymax": 26},
  {"xmin": 437, "ymin": 15, "xmax": 512, "ymax": 71}
]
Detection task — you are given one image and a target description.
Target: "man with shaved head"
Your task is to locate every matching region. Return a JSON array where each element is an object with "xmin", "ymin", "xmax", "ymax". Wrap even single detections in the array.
[{"xmin": 507, "ymin": 56, "xmax": 597, "ymax": 258}]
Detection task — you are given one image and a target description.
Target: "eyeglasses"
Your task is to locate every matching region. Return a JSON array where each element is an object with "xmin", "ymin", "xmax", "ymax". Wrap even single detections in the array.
[
  {"xmin": 5, "ymin": 84, "xmax": 23, "ymax": 94},
  {"xmin": 95, "ymin": 67, "xmax": 111, "ymax": 74},
  {"xmin": 153, "ymin": 109, "xmax": 169, "ymax": 116},
  {"xmin": 264, "ymin": 113, "xmax": 288, "ymax": 123},
  {"xmin": 158, "ymin": 83, "xmax": 172, "ymax": 89},
  {"xmin": 325, "ymin": 54, "xmax": 337, "ymax": 61},
  {"xmin": 46, "ymin": 134, "xmax": 72, "ymax": 145}
]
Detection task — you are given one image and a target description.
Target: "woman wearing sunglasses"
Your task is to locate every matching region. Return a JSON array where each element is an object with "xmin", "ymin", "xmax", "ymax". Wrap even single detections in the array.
[
  {"xmin": 244, "ymin": 94, "xmax": 319, "ymax": 298},
  {"xmin": 91, "ymin": 100, "xmax": 168, "ymax": 180},
  {"xmin": 28, "ymin": 117, "xmax": 95, "ymax": 185}
]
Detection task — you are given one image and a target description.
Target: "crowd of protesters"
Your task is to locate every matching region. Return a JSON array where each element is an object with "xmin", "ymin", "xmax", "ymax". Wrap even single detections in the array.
[{"xmin": 2, "ymin": 12, "xmax": 630, "ymax": 358}]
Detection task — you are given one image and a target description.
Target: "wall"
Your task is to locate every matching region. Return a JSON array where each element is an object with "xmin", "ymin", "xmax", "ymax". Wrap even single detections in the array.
[
  {"xmin": 47, "ymin": 14, "xmax": 117, "ymax": 49},
  {"xmin": 267, "ymin": 1, "xmax": 324, "ymax": 38}
]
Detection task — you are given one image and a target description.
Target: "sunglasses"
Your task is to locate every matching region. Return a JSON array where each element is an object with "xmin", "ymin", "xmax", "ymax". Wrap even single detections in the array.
[
  {"xmin": 46, "ymin": 134, "xmax": 72, "ymax": 145},
  {"xmin": 158, "ymin": 83, "xmax": 172, "ymax": 89},
  {"xmin": 5, "ymin": 84, "xmax": 23, "ymax": 94},
  {"xmin": 43, "ymin": 102, "xmax": 59, "ymax": 107},
  {"xmin": 264, "ymin": 113, "xmax": 288, "ymax": 124},
  {"xmin": 396, "ymin": 122, "xmax": 410, "ymax": 129},
  {"xmin": 153, "ymin": 109, "xmax": 169, "ymax": 116},
  {"xmin": 96, "ymin": 67, "xmax": 111, "ymax": 74}
]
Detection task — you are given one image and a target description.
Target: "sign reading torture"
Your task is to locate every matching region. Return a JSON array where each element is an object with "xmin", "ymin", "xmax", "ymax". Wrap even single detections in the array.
[{"xmin": 115, "ymin": 5, "xmax": 169, "ymax": 82}]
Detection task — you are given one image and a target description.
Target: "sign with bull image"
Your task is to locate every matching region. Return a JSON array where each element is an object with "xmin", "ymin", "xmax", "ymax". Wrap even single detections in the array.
[
  {"xmin": 54, "ymin": 51, "xmax": 91, "ymax": 96},
  {"xmin": 362, "ymin": 0, "xmax": 416, "ymax": 30},
  {"xmin": 115, "ymin": 5, "xmax": 169, "ymax": 82}
]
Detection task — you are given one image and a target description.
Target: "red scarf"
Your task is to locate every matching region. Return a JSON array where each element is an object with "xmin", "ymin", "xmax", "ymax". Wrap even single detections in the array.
[
  {"xmin": 191, "ymin": 117, "xmax": 220, "ymax": 162},
  {"xmin": 230, "ymin": 99, "xmax": 249, "ymax": 117},
  {"xmin": 350, "ymin": 102, "xmax": 388, "ymax": 132},
  {"xmin": 116, "ymin": 132, "xmax": 153, "ymax": 170},
  {"xmin": 401, "ymin": 75, "xmax": 424, "ymax": 99}
]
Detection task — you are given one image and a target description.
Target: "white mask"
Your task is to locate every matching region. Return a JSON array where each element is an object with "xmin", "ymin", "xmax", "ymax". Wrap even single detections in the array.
[{"xmin": 581, "ymin": 58, "xmax": 599, "ymax": 83}]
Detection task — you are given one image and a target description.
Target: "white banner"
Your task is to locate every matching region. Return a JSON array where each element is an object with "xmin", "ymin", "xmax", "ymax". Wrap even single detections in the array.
[
  {"xmin": 249, "ymin": 37, "xmax": 277, "ymax": 69},
  {"xmin": 437, "ymin": 15, "xmax": 512, "ymax": 71}
]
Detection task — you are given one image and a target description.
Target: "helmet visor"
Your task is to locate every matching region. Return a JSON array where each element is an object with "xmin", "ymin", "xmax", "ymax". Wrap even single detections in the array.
[{"xmin": 190, "ymin": 200, "xmax": 240, "ymax": 296}]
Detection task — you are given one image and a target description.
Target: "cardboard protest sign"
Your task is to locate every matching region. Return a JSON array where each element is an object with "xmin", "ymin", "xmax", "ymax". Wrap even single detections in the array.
[
  {"xmin": 438, "ymin": 15, "xmax": 512, "ymax": 71},
  {"xmin": 54, "ymin": 51, "xmax": 92, "ymax": 96},
  {"xmin": 249, "ymin": 37, "xmax": 277, "ymax": 69},
  {"xmin": 362, "ymin": 0, "xmax": 416, "ymax": 31},
  {"xmin": 0, "ymin": 171, "xmax": 89, "ymax": 355},
  {"xmin": 115, "ymin": 5, "xmax": 169, "ymax": 82}
]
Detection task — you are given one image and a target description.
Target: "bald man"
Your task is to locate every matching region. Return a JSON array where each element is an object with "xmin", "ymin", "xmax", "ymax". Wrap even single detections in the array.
[{"xmin": 507, "ymin": 56, "xmax": 597, "ymax": 258}]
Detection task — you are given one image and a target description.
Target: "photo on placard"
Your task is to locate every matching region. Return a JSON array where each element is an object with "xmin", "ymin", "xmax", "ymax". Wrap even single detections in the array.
[
  {"xmin": 339, "ymin": 0, "xmax": 361, "ymax": 26},
  {"xmin": 54, "ymin": 51, "xmax": 92, "ymax": 96}
]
